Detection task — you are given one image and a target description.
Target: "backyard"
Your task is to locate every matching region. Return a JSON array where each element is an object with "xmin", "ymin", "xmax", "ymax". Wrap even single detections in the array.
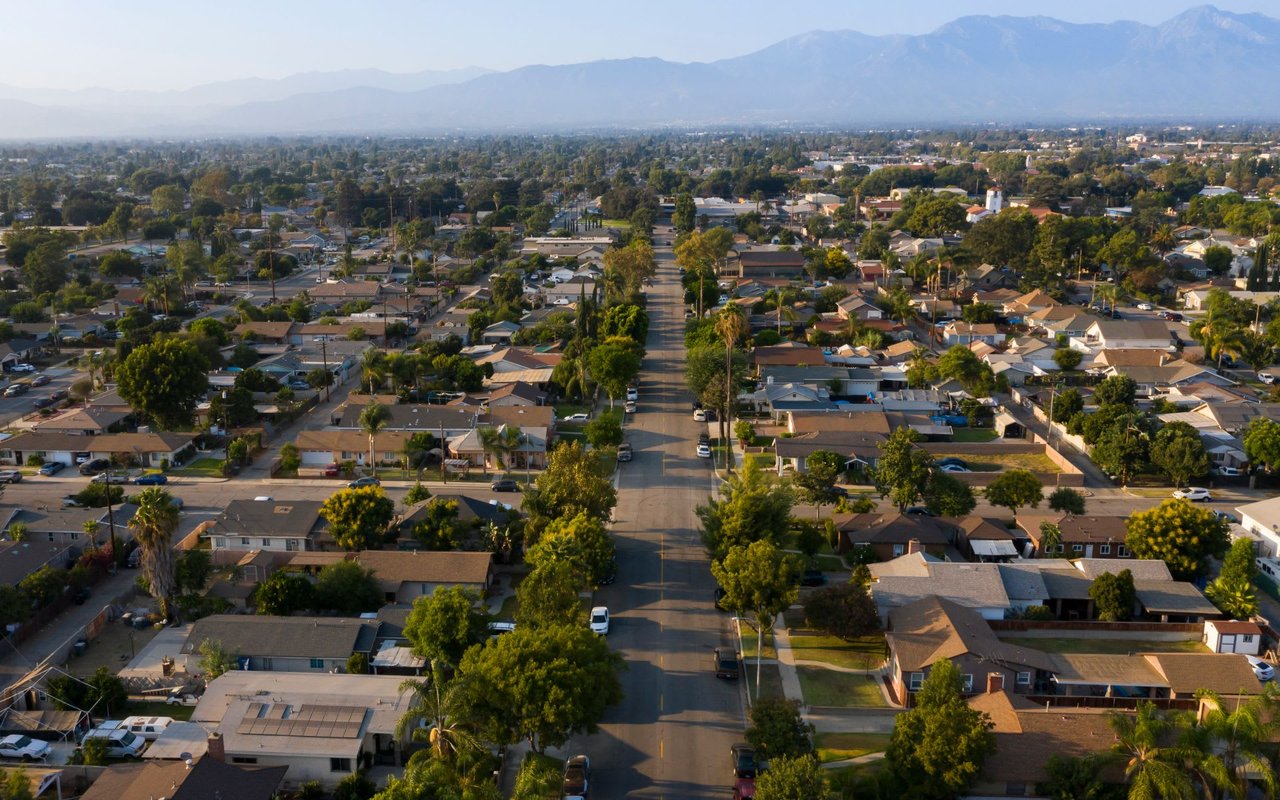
[{"xmin": 997, "ymin": 635, "xmax": 1208, "ymax": 655}]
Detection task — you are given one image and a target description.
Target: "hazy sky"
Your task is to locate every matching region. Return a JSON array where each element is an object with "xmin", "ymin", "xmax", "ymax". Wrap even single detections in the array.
[{"xmin": 2, "ymin": 1, "xmax": 1275, "ymax": 91}]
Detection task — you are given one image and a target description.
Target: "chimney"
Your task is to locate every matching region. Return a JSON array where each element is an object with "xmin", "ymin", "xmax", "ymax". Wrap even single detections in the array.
[
  {"xmin": 986, "ymin": 672, "xmax": 1004, "ymax": 693},
  {"xmin": 206, "ymin": 732, "xmax": 225, "ymax": 762},
  {"xmin": 906, "ymin": 538, "xmax": 921, "ymax": 555}
]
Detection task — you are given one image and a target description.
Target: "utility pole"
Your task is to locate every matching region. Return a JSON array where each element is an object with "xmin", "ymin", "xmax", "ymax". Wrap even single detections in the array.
[
  {"xmin": 439, "ymin": 421, "xmax": 447, "ymax": 485},
  {"xmin": 321, "ymin": 339, "xmax": 330, "ymax": 403}
]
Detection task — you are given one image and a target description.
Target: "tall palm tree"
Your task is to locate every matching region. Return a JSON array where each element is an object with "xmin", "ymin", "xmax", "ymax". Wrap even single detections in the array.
[
  {"xmin": 359, "ymin": 401, "xmax": 391, "ymax": 473},
  {"xmin": 82, "ymin": 519, "xmax": 100, "ymax": 545},
  {"xmin": 361, "ymin": 348, "xmax": 387, "ymax": 395},
  {"xmin": 1108, "ymin": 702, "xmax": 1195, "ymax": 800},
  {"xmin": 395, "ymin": 667, "xmax": 481, "ymax": 762},
  {"xmin": 764, "ymin": 288, "xmax": 799, "ymax": 338},
  {"xmin": 478, "ymin": 425, "xmax": 522, "ymax": 475},
  {"xmin": 128, "ymin": 487, "xmax": 181, "ymax": 622},
  {"xmin": 714, "ymin": 306, "xmax": 748, "ymax": 473},
  {"xmin": 1178, "ymin": 689, "xmax": 1279, "ymax": 800},
  {"xmin": 142, "ymin": 276, "xmax": 178, "ymax": 316}
]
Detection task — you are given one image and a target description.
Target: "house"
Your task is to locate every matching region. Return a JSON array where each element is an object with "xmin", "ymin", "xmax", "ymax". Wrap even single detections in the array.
[
  {"xmin": 182, "ymin": 615, "xmax": 377, "ymax": 672},
  {"xmin": 205, "ymin": 499, "xmax": 328, "ymax": 553},
  {"xmin": 1017, "ymin": 514, "xmax": 1131, "ymax": 559},
  {"xmin": 870, "ymin": 555, "xmax": 1016, "ymax": 623},
  {"xmin": 482, "ymin": 381, "xmax": 548, "ymax": 407},
  {"xmin": 833, "ymin": 512, "xmax": 951, "ymax": 561},
  {"xmin": 0, "ymin": 339, "xmax": 42, "ymax": 369},
  {"xmin": 774, "ymin": 430, "xmax": 885, "ymax": 474},
  {"xmin": 191, "ymin": 671, "xmax": 418, "ymax": 787},
  {"xmin": 234, "ymin": 321, "xmax": 297, "ymax": 345},
  {"xmin": 1070, "ymin": 319, "xmax": 1173, "ymax": 353},
  {"xmin": 835, "ymin": 295, "xmax": 883, "ymax": 321},
  {"xmin": 1203, "ymin": 619, "xmax": 1263, "ymax": 655},
  {"xmin": 543, "ymin": 275, "xmax": 597, "ymax": 303},
  {"xmin": 479, "ymin": 320, "xmax": 521, "ymax": 345},
  {"xmin": 1105, "ymin": 362, "xmax": 1234, "ymax": 396},
  {"xmin": 6, "ymin": 504, "xmax": 138, "ymax": 548},
  {"xmin": 295, "ymin": 430, "xmax": 413, "ymax": 467},
  {"xmin": 397, "ymin": 494, "xmax": 518, "ymax": 538},
  {"xmin": 1235, "ymin": 495, "xmax": 1280, "ymax": 558},
  {"xmin": 734, "ymin": 250, "xmax": 807, "ymax": 278},
  {"xmin": 355, "ymin": 550, "xmax": 492, "ymax": 604},
  {"xmin": 81, "ymin": 758, "xmax": 286, "ymax": 800},
  {"xmin": 447, "ymin": 424, "xmax": 547, "ymax": 470},
  {"xmin": 941, "ymin": 321, "xmax": 1002, "ymax": 347},
  {"xmin": 751, "ymin": 345, "xmax": 828, "ymax": 371},
  {"xmin": 886, "ymin": 596, "xmax": 1056, "ymax": 703},
  {"xmin": 0, "ymin": 431, "xmax": 196, "ymax": 468},
  {"xmin": 28, "ymin": 407, "xmax": 129, "ymax": 435},
  {"xmin": 333, "ymin": 403, "xmax": 477, "ymax": 436}
]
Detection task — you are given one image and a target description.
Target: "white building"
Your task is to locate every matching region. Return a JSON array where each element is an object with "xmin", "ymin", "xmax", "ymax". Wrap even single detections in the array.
[
  {"xmin": 1236, "ymin": 495, "xmax": 1280, "ymax": 558},
  {"xmin": 985, "ymin": 188, "xmax": 1004, "ymax": 213}
]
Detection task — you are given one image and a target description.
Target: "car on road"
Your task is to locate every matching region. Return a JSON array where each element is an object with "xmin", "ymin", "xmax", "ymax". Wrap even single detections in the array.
[
  {"xmin": 561, "ymin": 413, "xmax": 590, "ymax": 422},
  {"xmin": 37, "ymin": 462, "xmax": 64, "ymax": 476},
  {"xmin": 800, "ymin": 569, "xmax": 828, "ymax": 587},
  {"xmin": 1247, "ymin": 655, "xmax": 1275, "ymax": 681},
  {"xmin": 91, "ymin": 471, "xmax": 129, "ymax": 484},
  {"xmin": 731, "ymin": 744, "xmax": 758, "ymax": 779},
  {"xmin": 938, "ymin": 463, "xmax": 971, "ymax": 473},
  {"xmin": 79, "ymin": 458, "xmax": 110, "ymax": 475},
  {"xmin": 624, "ymin": 400, "xmax": 637, "ymax": 414},
  {"xmin": 714, "ymin": 648, "xmax": 741, "ymax": 679},
  {"xmin": 0, "ymin": 471, "xmax": 21, "ymax": 484},
  {"xmin": 0, "ymin": 735, "xmax": 50, "ymax": 761},
  {"xmin": 347, "ymin": 476, "xmax": 381, "ymax": 489},
  {"xmin": 696, "ymin": 443, "xmax": 712, "ymax": 458},
  {"xmin": 693, "ymin": 408, "xmax": 707, "ymax": 422},
  {"xmin": 1136, "ymin": 302, "xmax": 1154, "ymax": 311},
  {"xmin": 133, "ymin": 474, "xmax": 168, "ymax": 485},
  {"xmin": 490, "ymin": 478, "xmax": 520, "ymax": 492},
  {"xmin": 3, "ymin": 384, "xmax": 27, "ymax": 398},
  {"xmin": 617, "ymin": 442, "xmax": 633, "ymax": 462},
  {"xmin": 562, "ymin": 755, "xmax": 590, "ymax": 798},
  {"xmin": 625, "ymin": 386, "xmax": 638, "ymax": 402},
  {"xmin": 7, "ymin": 363, "xmax": 35, "ymax": 373},
  {"xmin": 733, "ymin": 778, "xmax": 757, "ymax": 800},
  {"xmin": 589, "ymin": 606, "xmax": 610, "ymax": 635},
  {"xmin": 1173, "ymin": 487, "xmax": 1212, "ymax": 502},
  {"xmin": 29, "ymin": 374, "xmax": 50, "ymax": 387}
]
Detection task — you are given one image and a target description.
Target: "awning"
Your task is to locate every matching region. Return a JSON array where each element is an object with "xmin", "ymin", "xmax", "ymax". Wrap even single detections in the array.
[
  {"xmin": 371, "ymin": 643, "xmax": 426, "ymax": 670},
  {"xmin": 970, "ymin": 540, "xmax": 1019, "ymax": 557}
]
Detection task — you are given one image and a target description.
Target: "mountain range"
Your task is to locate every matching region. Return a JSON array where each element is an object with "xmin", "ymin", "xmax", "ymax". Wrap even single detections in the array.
[{"xmin": 2, "ymin": 6, "xmax": 1278, "ymax": 138}]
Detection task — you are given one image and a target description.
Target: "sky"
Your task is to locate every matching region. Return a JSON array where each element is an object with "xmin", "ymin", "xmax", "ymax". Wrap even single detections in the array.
[{"xmin": 1, "ymin": 0, "xmax": 1277, "ymax": 91}]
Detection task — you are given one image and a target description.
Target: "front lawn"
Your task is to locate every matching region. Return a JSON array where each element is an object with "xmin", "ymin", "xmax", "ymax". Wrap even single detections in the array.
[
  {"xmin": 950, "ymin": 428, "xmax": 998, "ymax": 443},
  {"xmin": 796, "ymin": 666, "xmax": 889, "ymax": 707},
  {"xmin": 929, "ymin": 451, "xmax": 1059, "ymax": 472},
  {"xmin": 815, "ymin": 732, "xmax": 892, "ymax": 763},
  {"xmin": 739, "ymin": 620, "xmax": 776, "ymax": 660},
  {"xmin": 997, "ymin": 636, "xmax": 1207, "ymax": 655},
  {"xmin": 169, "ymin": 457, "xmax": 224, "ymax": 477},
  {"xmin": 788, "ymin": 632, "xmax": 887, "ymax": 670},
  {"xmin": 743, "ymin": 661, "xmax": 785, "ymax": 704}
]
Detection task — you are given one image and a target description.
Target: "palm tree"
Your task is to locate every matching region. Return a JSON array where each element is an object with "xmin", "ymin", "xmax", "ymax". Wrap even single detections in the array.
[
  {"xmin": 395, "ymin": 667, "xmax": 480, "ymax": 762},
  {"xmin": 1108, "ymin": 702, "xmax": 1195, "ymax": 800},
  {"xmin": 128, "ymin": 487, "xmax": 181, "ymax": 622},
  {"xmin": 359, "ymin": 401, "xmax": 391, "ymax": 473},
  {"xmin": 142, "ymin": 276, "xmax": 177, "ymax": 316},
  {"xmin": 764, "ymin": 288, "xmax": 799, "ymax": 338},
  {"xmin": 361, "ymin": 348, "xmax": 387, "ymax": 395},
  {"xmin": 1094, "ymin": 283, "xmax": 1120, "ymax": 316},
  {"xmin": 886, "ymin": 287, "xmax": 916, "ymax": 327},
  {"xmin": 1178, "ymin": 689, "xmax": 1278, "ymax": 800},
  {"xmin": 483, "ymin": 521, "xmax": 515, "ymax": 564},
  {"xmin": 478, "ymin": 425, "xmax": 522, "ymax": 475},
  {"xmin": 714, "ymin": 306, "xmax": 748, "ymax": 473},
  {"xmin": 82, "ymin": 520, "xmax": 100, "ymax": 546}
]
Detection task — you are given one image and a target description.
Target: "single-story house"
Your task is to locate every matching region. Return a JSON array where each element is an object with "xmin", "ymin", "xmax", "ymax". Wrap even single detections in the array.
[
  {"xmin": 0, "ymin": 431, "xmax": 196, "ymax": 468},
  {"xmin": 355, "ymin": 550, "xmax": 493, "ymax": 604},
  {"xmin": 182, "ymin": 615, "xmax": 377, "ymax": 673},
  {"xmin": 204, "ymin": 499, "xmax": 329, "ymax": 553}
]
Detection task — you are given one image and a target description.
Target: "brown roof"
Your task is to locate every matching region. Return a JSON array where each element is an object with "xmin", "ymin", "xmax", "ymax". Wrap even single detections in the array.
[
  {"xmin": 81, "ymin": 758, "xmax": 287, "ymax": 800},
  {"xmin": 788, "ymin": 410, "xmax": 891, "ymax": 435},
  {"xmin": 954, "ymin": 516, "xmax": 1014, "ymax": 541},
  {"xmin": 234, "ymin": 321, "xmax": 296, "ymax": 340},
  {"xmin": 971, "ymin": 692, "xmax": 1122, "ymax": 784},
  {"xmin": 887, "ymin": 596, "xmax": 1056, "ymax": 672},
  {"xmin": 834, "ymin": 512, "xmax": 951, "ymax": 546},
  {"xmin": 739, "ymin": 251, "xmax": 807, "ymax": 268},
  {"xmin": 1092, "ymin": 349, "xmax": 1175, "ymax": 367},
  {"xmin": 1018, "ymin": 514, "xmax": 1129, "ymax": 546},
  {"xmin": 1210, "ymin": 620, "xmax": 1263, "ymax": 634},
  {"xmin": 752, "ymin": 345, "xmax": 828, "ymax": 368},
  {"xmin": 356, "ymin": 550, "xmax": 492, "ymax": 589},
  {"xmin": 1146, "ymin": 653, "xmax": 1265, "ymax": 696},
  {"xmin": 2, "ymin": 431, "xmax": 195, "ymax": 454},
  {"xmin": 482, "ymin": 404, "xmax": 555, "ymax": 430}
]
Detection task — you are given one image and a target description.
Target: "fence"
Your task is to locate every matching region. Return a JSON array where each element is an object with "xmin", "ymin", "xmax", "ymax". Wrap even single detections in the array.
[
  {"xmin": 990, "ymin": 620, "xmax": 1203, "ymax": 634},
  {"xmin": 1024, "ymin": 694, "xmax": 1198, "ymax": 711}
]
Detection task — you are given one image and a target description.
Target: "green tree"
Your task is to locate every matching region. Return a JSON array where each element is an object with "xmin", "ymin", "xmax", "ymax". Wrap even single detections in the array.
[
  {"xmin": 984, "ymin": 469, "xmax": 1044, "ymax": 516},
  {"xmin": 0, "ymin": 585, "xmax": 29, "ymax": 629},
  {"xmin": 1038, "ymin": 755, "xmax": 1122, "ymax": 800},
  {"xmin": 872, "ymin": 427, "xmax": 933, "ymax": 511},
  {"xmin": 278, "ymin": 442, "xmax": 301, "ymax": 473},
  {"xmin": 253, "ymin": 571, "xmax": 315, "ymax": 615},
  {"xmin": 697, "ymin": 460, "xmax": 794, "ymax": 561},
  {"xmin": 358, "ymin": 401, "xmax": 391, "ymax": 471},
  {"xmin": 116, "ymin": 338, "xmax": 210, "ymax": 429},
  {"xmin": 906, "ymin": 195, "xmax": 965, "ymax": 237},
  {"xmin": 802, "ymin": 582, "xmax": 880, "ymax": 641},
  {"xmin": 747, "ymin": 698, "xmax": 815, "ymax": 760},
  {"xmin": 1205, "ymin": 538, "xmax": 1260, "ymax": 619},
  {"xmin": 1180, "ymin": 690, "xmax": 1279, "ymax": 800},
  {"xmin": 754, "ymin": 754, "xmax": 831, "ymax": 800},
  {"xmin": 1243, "ymin": 417, "xmax": 1280, "ymax": 472},
  {"xmin": 1092, "ymin": 423, "xmax": 1150, "ymax": 486},
  {"xmin": 1050, "ymin": 388, "xmax": 1084, "ymax": 423},
  {"xmin": 404, "ymin": 586, "xmax": 488, "ymax": 667},
  {"xmin": 175, "ymin": 549, "xmax": 212, "ymax": 594},
  {"xmin": 525, "ymin": 442, "xmax": 617, "ymax": 539},
  {"xmin": 673, "ymin": 193, "xmax": 696, "ymax": 233},
  {"xmin": 1088, "ymin": 569, "xmax": 1136, "ymax": 621},
  {"xmin": 525, "ymin": 512, "xmax": 616, "ymax": 586},
  {"xmin": 0, "ymin": 767, "xmax": 34, "ymax": 800},
  {"xmin": 961, "ymin": 302, "xmax": 997, "ymax": 324},
  {"xmin": 584, "ymin": 411, "xmax": 624, "ymax": 448},
  {"xmin": 1053, "ymin": 348, "xmax": 1083, "ymax": 371},
  {"xmin": 410, "ymin": 498, "xmax": 461, "ymax": 550},
  {"xmin": 1149, "ymin": 422, "xmax": 1210, "ymax": 487},
  {"xmin": 1094, "ymin": 374, "xmax": 1138, "ymax": 407},
  {"xmin": 320, "ymin": 486, "xmax": 395, "ymax": 551},
  {"xmin": 712, "ymin": 540, "xmax": 800, "ymax": 698},
  {"xmin": 793, "ymin": 451, "xmax": 844, "ymax": 517},
  {"xmin": 1108, "ymin": 703, "xmax": 1192, "ymax": 800},
  {"xmin": 1047, "ymin": 487, "xmax": 1087, "ymax": 516},
  {"xmin": 197, "ymin": 639, "xmax": 236, "ymax": 679},
  {"xmin": 1125, "ymin": 499, "xmax": 1230, "ymax": 581},
  {"xmin": 923, "ymin": 471, "xmax": 977, "ymax": 517},
  {"xmin": 395, "ymin": 667, "xmax": 484, "ymax": 767},
  {"xmin": 129, "ymin": 487, "xmax": 181, "ymax": 620},
  {"xmin": 886, "ymin": 658, "xmax": 995, "ymax": 800},
  {"xmin": 587, "ymin": 338, "xmax": 643, "ymax": 407},
  {"xmin": 515, "ymin": 562, "xmax": 585, "ymax": 629},
  {"xmin": 313, "ymin": 561, "xmax": 383, "ymax": 614},
  {"xmin": 456, "ymin": 624, "xmax": 624, "ymax": 754}
]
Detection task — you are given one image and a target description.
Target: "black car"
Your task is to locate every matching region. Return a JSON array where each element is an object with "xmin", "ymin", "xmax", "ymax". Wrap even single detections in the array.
[
  {"xmin": 562, "ymin": 755, "xmax": 590, "ymax": 797},
  {"xmin": 731, "ymin": 744, "xmax": 758, "ymax": 779},
  {"xmin": 800, "ymin": 569, "xmax": 828, "ymax": 587},
  {"xmin": 715, "ymin": 648, "xmax": 741, "ymax": 680},
  {"xmin": 490, "ymin": 479, "xmax": 520, "ymax": 492},
  {"xmin": 79, "ymin": 458, "xmax": 110, "ymax": 476}
]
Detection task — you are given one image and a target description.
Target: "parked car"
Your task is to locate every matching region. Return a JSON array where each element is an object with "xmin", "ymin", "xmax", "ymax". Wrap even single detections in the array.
[
  {"xmin": 904, "ymin": 506, "xmax": 935, "ymax": 516},
  {"xmin": 490, "ymin": 478, "xmax": 520, "ymax": 492},
  {"xmin": 930, "ymin": 413, "xmax": 969, "ymax": 427},
  {"xmin": 289, "ymin": 380, "xmax": 311, "ymax": 391},
  {"xmin": 799, "ymin": 569, "xmax": 828, "ymax": 587},
  {"xmin": 8, "ymin": 363, "xmax": 35, "ymax": 373},
  {"xmin": 165, "ymin": 689, "xmax": 200, "ymax": 706},
  {"xmin": 1260, "ymin": 372, "xmax": 1276, "ymax": 385},
  {"xmin": 3, "ymin": 384, "xmax": 27, "ymax": 397},
  {"xmin": 714, "ymin": 587, "xmax": 729, "ymax": 611},
  {"xmin": 1211, "ymin": 466, "xmax": 1244, "ymax": 477},
  {"xmin": 37, "ymin": 462, "xmax": 64, "ymax": 476},
  {"xmin": 0, "ymin": 734, "xmax": 50, "ymax": 761},
  {"xmin": 32, "ymin": 396, "xmax": 55, "ymax": 409},
  {"xmin": 696, "ymin": 443, "xmax": 712, "ymax": 458},
  {"xmin": 935, "ymin": 458, "xmax": 969, "ymax": 469},
  {"xmin": 714, "ymin": 648, "xmax": 741, "ymax": 679},
  {"xmin": 589, "ymin": 606, "xmax": 610, "ymax": 635},
  {"xmin": 487, "ymin": 621, "xmax": 516, "ymax": 636},
  {"xmin": 79, "ymin": 458, "xmax": 110, "ymax": 475},
  {"xmin": 562, "ymin": 755, "xmax": 590, "ymax": 798},
  {"xmin": 617, "ymin": 442, "xmax": 633, "ymax": 462},
  {"xmin": 0, "ymin": 471, "xmax": 21, "ymax": 484},
  {"xmin": 624, "ymin": 400, "xmax": 637, "ymax": 414},
  {"xmin": 693, "ymin": 408, "xmax": 707, "ymax": 422},
  {"xmin": 733, "ymin": 778, "xmax": 757, "ymax": 800},
  {"xmin": 29, "ymin": 374, "xmax": 50, "ymax": 387},
  {"xmin": 347, "ymin": 476, "xmax": 381, "ymax": 489},
  {"xmin": 323, "ymin": 463, "xmax": 340, "ymax": 477},
  {"xmin": 80, "ymin": 726, "xmax": 145, "ymax": 758},
  {"xmin": 561, "ymin": 413, "xmax": 590, "ymax": 422},
  {"xmin": 625, "ymin": 386, "xmax": 638, "ymax": 402},
  {"xmin": 731, "ymin": 744, "xmax": 758, "ymax": 779},
  {"xmin": 1212, "ymin": 510, "xmax": 1239, "ymax": 524},
  {"xmin": 91, "ymin": 472, "xmax": 129, "ymax": 484},
  {"xmin": 119, "ymin": 716, "xmax": 175, "ymax": 741},
  {"xmin": 938, "ymin": 463, "xmax": 971, "ymax": 473},
  {"xmin": 1136, "ymin": 302, "xmax": 1154, "ymax": 311},
  {"xmin": 1247, "ymin": 655, "xmax": 1274, "ymax": 681},
  {"xmin": 133, "ymin": 474, "xmax": 168, "ymax": 485},
  {"xmin": 1173, "ymin": 487, "xmax": 1212, "ymax": 502}
]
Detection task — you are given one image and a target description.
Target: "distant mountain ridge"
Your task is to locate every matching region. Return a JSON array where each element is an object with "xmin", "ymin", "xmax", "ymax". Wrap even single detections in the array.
[{"xmin": 2, "ymin": 6, "xmax": 1279, "ymax": 138}]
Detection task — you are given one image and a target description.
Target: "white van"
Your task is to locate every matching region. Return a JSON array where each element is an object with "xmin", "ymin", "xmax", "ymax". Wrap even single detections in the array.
[
  {"xmin": 82, "ymin": 725, "xmax": 145, "ymax": 758},
  {"xmin": 119, "ymin": 715, "xmax": 174, "ymax": 741}
]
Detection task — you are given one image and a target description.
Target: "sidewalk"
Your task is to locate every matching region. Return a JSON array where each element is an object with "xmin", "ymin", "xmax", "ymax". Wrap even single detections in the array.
[{"xmin": 771, "ymin": 624, "xmax": 805, "ymax": 706}]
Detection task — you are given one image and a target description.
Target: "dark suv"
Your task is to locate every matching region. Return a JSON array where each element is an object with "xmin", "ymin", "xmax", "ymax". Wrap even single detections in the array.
[
  {"xmin": 714, "ymin": 648, "xmax": 740, "ymax": 679},
  {"xmin": 490, "ymin": 478, "xmax": 519, "ymax": 492},
  {"xmin": 79, "ymin": 458, "xmax": 110, "ymax": 476}
]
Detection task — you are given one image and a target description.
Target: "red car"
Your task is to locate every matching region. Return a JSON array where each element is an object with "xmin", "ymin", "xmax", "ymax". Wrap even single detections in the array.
[
  {"xmin": 323, "ymin": 463, "xmax": 340, "ymax": 477},
  {"xmin": 733, "ymin": 778, "xmax": 756, "ymax": 799}
]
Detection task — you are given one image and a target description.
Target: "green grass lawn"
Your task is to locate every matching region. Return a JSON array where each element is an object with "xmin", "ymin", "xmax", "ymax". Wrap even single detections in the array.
[
  {"xmin": 929, "ymin": 451, "xmax": 1059, "ymax": 473},
  {"xmin": 815, "ymin": 732, "xmax": 892, "ymax": 763},
  {"xmin": 554, "ymin": 403, "xmax": 590, "ymax": 418},
  {"xmin": 600, "ymin": 219, "xmax": 632, "ymax": 230},
  {"xmin": 950, "ymin": 428, "xmax": 998, "ymax": 443},
  {"xmin": 796, "ymin": 666, "xmax": 889, "ymax": 708},
  {"xmin": 808, "ymin": 553, "xmax": 847, "ymax": 571},
  {"xmin": 739, "ymin": 621, "xmax": 777, "ymax": 660},
  {"xmin": 788, "ymin": 632, "xmax": 887, "ymax": 670},
  {"xmin": 744, "ymin": 661, "xmax": 785, "ymax": 704},
  {"xmin": 745, "ymin": 452, "xmax": 775, "ymax": 470},
  {"xmin": 124, "ymin": 701, "xmax": 194, "ymax": 722},
  {"xmin": 170, "ymin": 457, "xmax": 224, "ymax": 477},
  {"xmin": 998, "ymin": 636, "xmax": 1207, "ymax": 655}
]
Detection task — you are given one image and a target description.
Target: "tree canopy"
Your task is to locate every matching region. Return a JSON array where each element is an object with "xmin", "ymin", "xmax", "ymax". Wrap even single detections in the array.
[
  {"xmin": 319, "ymin": 486, "xmax": 395, "ymax": 551},
  {"xmin": 116, "ymin": 338, "xmax": 210, "ymax": 429},
  {"xmin": 1125, "ymin": 499, "xmax": 1230, "ymax": 581}
]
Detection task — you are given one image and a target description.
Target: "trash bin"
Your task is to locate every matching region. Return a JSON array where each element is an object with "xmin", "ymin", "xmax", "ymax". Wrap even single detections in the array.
[
  {"xmin": 133, "ymin": 616, "xmax": 149, "ymax": 630},
  {"xmin": 72, "ymin": 640, "xmax": 87, "ymax": 657},
  {"xmin": 161, "ymin": 656, "xmax": 174, "ymax": 677}
]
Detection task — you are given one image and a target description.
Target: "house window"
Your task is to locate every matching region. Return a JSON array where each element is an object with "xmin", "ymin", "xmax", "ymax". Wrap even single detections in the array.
[
  {"xmin": 908, "ymin": 672, "xmax": 924, "ymax": 691},
  {"xmin": 892, "ymin": 544, "xmax": 905, "ymax": 556},
  {"xmin": 1016, "ymin": 672, "xmax": 1032, "ymax": 686},
  {"xmin": 1118, "ymin": 545, "xmax": 1129, "ymax": 557},
  {"xmin": 1072, "ymin": 544, "xmax": 1083, "ymax": 553},
  {"xmin": 962, "ymin": 674, "xmax": 974, "ymax": 692},
  {"xmin": 286, "ymin": 539, "xmax": 298, "ymax": 551},
  {"xmin": 1055, "ymin": 544, "xmax": 1065, "ymax": 553},
  {"xmin": 262, "ymin": 539, "xmax": 271, "ymax": 547},
  {"xmin": 232, "ymin": 757, "xmax": 258, "ymax": 764},
  {"xmin": 330, "ymin": 758, "xmax": 352, "ymax": 773},
  {"xmin": 1099, "ymin": 544, "xmax": 1111, "ymax": 555},
  {"xmin": 1242, "ymin": 634, "xmax": 1255, "ymax": 643},
  {"xmin": 240, "ymin": 538, "xmax": 251, "ymax": 546},
  {"xmin": 47, "ymin": 533, "xmax": 54, "ymax": 542},
  {"xmin": 310, "ymin": 658, "xmax": 324, "ymax": 669}
]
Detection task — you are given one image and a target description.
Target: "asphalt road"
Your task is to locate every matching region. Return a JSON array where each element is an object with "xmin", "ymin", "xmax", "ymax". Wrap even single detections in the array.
[{"xmin": 569, "ymin": 226, "xmax": 744, "ymax": 798}]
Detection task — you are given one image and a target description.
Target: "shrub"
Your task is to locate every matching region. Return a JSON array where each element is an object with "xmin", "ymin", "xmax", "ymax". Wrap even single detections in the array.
[{"xmin": 25, "ymin": 454, "xmax": 43, "ymax": 466}]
